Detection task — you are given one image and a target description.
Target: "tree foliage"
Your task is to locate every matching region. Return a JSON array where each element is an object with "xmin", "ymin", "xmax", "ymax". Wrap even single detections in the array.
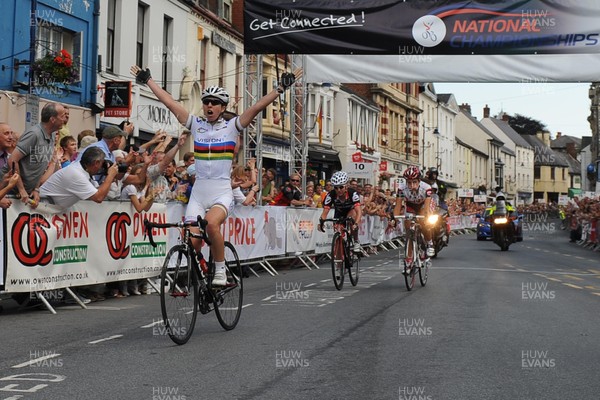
[{"xmin": 506, "ymin": 113, "xmax": 547, "ymax": 135}]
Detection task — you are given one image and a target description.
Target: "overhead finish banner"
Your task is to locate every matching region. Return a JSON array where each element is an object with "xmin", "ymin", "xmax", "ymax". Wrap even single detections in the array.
[{"xmin": 245, "ymin": 0, "xmax": 600, "ymax": 55}]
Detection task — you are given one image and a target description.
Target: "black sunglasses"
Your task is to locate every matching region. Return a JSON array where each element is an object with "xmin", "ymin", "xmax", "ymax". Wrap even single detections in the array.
[
  {"xmin": 334, "ymin": 185, "xmax": 345, "ymax": 190},
  {"xmin": 203, "ymin": 99, "xmax": 224, "ymax": 106},
  {"xmin": 290, "ymin": 179, "xmax": 300, "ymax": 182}
]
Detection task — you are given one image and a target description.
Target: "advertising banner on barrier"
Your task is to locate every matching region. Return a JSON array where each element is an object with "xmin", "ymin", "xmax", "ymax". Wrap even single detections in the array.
[
  {"xmin": 165, "ymin": 204, "xmax": 288, "ymax": 260},
  {"xmin": 286, "ymin": 208, "xmax": 319, "ymax": 253},
  {"xmin": 222, "ymin": 205, "xmax": 287, "ymax": 259},
  {"xmin": 5, "ymin": 201, "xmax": 168, "ymax": 292},
  {"xmin": 314, "ymin": 209, "xmax": 334, "ymax": 255}
]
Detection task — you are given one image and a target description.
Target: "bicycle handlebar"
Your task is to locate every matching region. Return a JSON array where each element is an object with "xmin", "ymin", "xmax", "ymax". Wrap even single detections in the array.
[
  {"xmin": 144, "ymin": 216, "xmax": 211, "ymax": 248},
  {"xmin": 320, "ymin": 217, "xmax": 355, "ymax": 224},
  {"xmin": 394, "ymin": 214, "xmax": 425, "ymax": 220}
]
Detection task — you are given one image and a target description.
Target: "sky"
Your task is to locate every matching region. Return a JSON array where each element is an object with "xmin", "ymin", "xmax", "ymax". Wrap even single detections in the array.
[{"xmin": 434, "ymin": 83, "xmax": 592, "ymax": 138}]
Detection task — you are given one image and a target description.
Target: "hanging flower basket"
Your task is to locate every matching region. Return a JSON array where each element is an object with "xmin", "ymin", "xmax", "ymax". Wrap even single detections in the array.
[
  {"xmin": 31, "ymin": 49, "xmax": 79, "ymax": 89},
  {"xmin": 378, "ymin": 172, "xmax": 393, "ymax": 185}
]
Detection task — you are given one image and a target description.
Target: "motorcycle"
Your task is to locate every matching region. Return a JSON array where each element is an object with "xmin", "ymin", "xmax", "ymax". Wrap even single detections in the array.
[
  {"xmin": 491, "ymin": 200, "xmax": 515, "ymax": 251},
  {"xmin": 426, "ymin": 211, "xmax": 450, "ymax": 257}
]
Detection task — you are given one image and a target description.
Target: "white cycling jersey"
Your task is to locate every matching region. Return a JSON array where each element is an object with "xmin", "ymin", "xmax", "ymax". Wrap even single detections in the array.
[
  {"xmin": 397, "ymin": 181, "xmax": 432, "ymax": 207},
  {"xmin": 185, "ymin": 114, "xmax": 243, "ymax": 180}
]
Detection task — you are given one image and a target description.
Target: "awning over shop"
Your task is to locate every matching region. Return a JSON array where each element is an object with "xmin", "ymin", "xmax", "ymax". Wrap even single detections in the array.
[{"xmin": 308, "ymin": 146, "xmax": 341, "ymax": 165}]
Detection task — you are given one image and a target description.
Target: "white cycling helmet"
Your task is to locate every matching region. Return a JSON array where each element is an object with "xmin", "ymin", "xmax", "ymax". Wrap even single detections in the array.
[
  {"xmin": 330, "ymin": 171, "xmax": 349, "ymax": 186},
  {"xmin": 201, "ymin": 86, "xmax": 230, "ymax": 104}
]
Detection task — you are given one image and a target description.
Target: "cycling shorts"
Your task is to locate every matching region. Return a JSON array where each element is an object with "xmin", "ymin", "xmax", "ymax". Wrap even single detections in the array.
[
  {"xmin": 185, "ymin": 179, "xmax": 233, "ymax": 221},
  {"xmin": 406, "ymin": 202, "xmax": 424, "ymax": 214}
]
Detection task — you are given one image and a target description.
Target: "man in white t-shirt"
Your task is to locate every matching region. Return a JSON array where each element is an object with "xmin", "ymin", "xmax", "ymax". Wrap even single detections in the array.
[{"xmin": 40, "ymin": 147, "xmax": 118, "ymax": 212}]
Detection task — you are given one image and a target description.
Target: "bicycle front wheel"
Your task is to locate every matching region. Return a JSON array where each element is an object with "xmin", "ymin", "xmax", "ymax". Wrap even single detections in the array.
[
  {"xmin": 404, "ymin": 239, "xmax": 417, "ymax": 291},
  {"xmin": 211, "ymin": 242, "xmax": 243, "ymax": 331},
  {"xmin": 331, "ymin": 232, "xmax": 345, "ymax": 290},
  {"xmin": 347, "ymin": 242, "xmax": 360, "ymax": 286},
  {"xmin": 419, "ymin": 258, "xmax": 430, "ymax": 287},
  {"xmin": 160, "ymin": 245, "xmax": 198, "ymax": 345}
]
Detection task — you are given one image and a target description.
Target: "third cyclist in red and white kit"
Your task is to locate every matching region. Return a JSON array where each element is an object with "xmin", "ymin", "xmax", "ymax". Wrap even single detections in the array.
[{"xmin": 393, "ymin": 166, "xmax": 436, "ymax": 257}]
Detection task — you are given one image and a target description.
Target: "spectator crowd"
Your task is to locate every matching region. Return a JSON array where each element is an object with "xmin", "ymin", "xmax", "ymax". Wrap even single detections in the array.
[{"xmin": 5, "ymin": 102, "xmax": 598, "ymax": 304}]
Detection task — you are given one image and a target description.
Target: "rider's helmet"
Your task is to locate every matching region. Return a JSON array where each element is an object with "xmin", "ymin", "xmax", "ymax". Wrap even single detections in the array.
[
  {"xmin": 330, "ymin": 171, "xmax": 349, "ymax": 186},
  {"xmin": 496, "ymin": 191, "xmax": 506, "ymax": 201},
  {"xmin": 426, "ymin": 167, "xmax": 438, "ymax": 180},
  {"xmin": 403, "ymin": 166, "xmax": 421, "ymax": 180},
  {"xmin": 201, "ymin": 86, "xmax": 230, "ymax": 104}
]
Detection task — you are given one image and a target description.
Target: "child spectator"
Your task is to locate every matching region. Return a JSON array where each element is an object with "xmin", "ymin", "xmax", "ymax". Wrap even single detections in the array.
[{"xmin": 59, "ymin": 136, "xmax": 78, "ymax": 168}]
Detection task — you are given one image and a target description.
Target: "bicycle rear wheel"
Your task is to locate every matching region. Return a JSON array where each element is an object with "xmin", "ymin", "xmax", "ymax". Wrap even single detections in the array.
[
  {"xmin": 160, "ymin": 245, "xmax": 198, "ymax": 345},
  {"xmin": 347, "ymin": 240, "xmax": 360, "ymax": 286},
  {"xmin": 404, "ymin": 239, "xmax": 417, "ymax": 291},
  {"xmin": 331, "ymin": 232, "xmax": 345, "ymax": 290},
  {"xmin": 210, "ymin": 242, "xmax": 243, "ymax": 330}
]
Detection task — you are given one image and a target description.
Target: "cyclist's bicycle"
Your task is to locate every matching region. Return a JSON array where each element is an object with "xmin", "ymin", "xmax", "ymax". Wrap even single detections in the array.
[
  {"xmin": 321, "ymin": 216, "xmax": 360, "ymax": 290},
  {"xmin": 144, "ymin": 217, "xmax": 243, "ymax": 345},
  {"xmin": 395, "ymin": 213, "xmax": 431, "ymax": 291}
]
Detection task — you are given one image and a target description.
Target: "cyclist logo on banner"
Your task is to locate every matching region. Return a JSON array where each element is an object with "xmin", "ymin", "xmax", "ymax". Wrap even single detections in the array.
[
  {"xmin": 11, "ymin": 213, "xmax": 53, "ymax": 267},
  {"xmin": 106, "ymin": 212, "xmax": 131, "ymax": 260},
  {"xmin": 412, "ymin": 15, "xmax": 446, "ymax": 47}
]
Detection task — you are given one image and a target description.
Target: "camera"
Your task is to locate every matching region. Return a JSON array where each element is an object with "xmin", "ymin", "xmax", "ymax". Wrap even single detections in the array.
[{"xmin": 99, "ymin": 160, "xmax": 129, "ymax": 175}]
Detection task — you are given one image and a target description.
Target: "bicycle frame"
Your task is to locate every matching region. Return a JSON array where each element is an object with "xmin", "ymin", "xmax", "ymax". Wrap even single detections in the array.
[
  {"xmin": 395, "ymin": 214, "xmax": 430, "ymax": 291},
  {"xmin": 143, "ymin": 217, "xmax": 243, "ymax": 344},
  {"xmin": 322, "ymin": 216, "xmax": 360, "ymax": 289}
]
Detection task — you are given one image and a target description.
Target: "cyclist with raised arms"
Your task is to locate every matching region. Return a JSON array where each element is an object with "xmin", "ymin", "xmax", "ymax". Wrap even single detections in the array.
[
  {"xmin": 318, "ymin": 171, "xmax": 362, "ymax": 253},
  {"xmin": 393, "ymin": 166, "xmax": 435, "ymax": 257},
  {"xmin": 131, "ymin": 65, "xmax": 296, "ymax": 285}
]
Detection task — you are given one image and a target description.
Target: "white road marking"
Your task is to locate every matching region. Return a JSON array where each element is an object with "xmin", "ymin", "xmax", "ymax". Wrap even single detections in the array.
[
  {"xmin": 12, "ymin": 354, "xmax": 61, "ymax": 368},
  {"xmin": 141, "ymin": 320, "xmax": 163, "ymax": 328},
  {"xmin": 88, "ymin": 335, "xmax": 123, "ymax": 344}
]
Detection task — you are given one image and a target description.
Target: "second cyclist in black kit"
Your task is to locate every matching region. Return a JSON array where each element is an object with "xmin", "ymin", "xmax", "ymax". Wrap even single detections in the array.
[{"xmin": 318, "ymin": 171, "xmax": 362, "ymax": 253}]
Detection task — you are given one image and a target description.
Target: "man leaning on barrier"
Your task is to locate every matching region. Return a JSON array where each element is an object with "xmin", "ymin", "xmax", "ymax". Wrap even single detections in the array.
[{"xmin": 39, "ymin": 146, "xmax": 118, "ymax": 212}]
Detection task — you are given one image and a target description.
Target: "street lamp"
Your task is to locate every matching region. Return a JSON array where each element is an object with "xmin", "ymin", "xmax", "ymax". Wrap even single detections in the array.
[
  {"xmin": 421, "ymin": 126, "xmax": 438, "ymax": 167},
  {"xmin": 433, "ymin": 128, "xmax": 441, "ymax": 169}
]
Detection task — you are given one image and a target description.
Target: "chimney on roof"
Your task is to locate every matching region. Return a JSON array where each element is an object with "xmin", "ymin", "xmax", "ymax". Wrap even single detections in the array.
[
  {"xmin": 483, "ymin": 104, "xmax": 490, "ymax": 118},
  {"xmin": 556, "ymin": 131, "xmax": 562, "ymax": 138},
  {"xmin": 459, "ymin": 103, "xmax": 471, "ymax": 115},
  {"xmin": 536, "ymin": 131, "xmax": 551, "ymax": 146},
  {"xmin": 501, "ymin": 113, "xmax": 510, "ymax": 122},
  {"xmin": 566, "ymin": 142, "xmax": 577, "ymax": 158}
]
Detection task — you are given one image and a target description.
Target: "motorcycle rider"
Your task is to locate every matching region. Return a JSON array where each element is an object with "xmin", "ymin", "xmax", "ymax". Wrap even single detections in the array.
[
  {"xmin": 430, "ymin": 183, "xmax": 450, "ymax": 249},
  {"xmin": 424, "ymin": 167, "xmax": 447, "ymax": 210},
  {"xmin": 490, "ymin": 191, "xmax": 517, "ymax": 242}
]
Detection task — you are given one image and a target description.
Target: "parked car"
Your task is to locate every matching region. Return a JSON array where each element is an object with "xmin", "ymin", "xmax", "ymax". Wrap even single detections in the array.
[
  {"xmin": 476, "ymin": 208, "xmax": 493, "ymax": 240},
  {"xmin": 476, "ymin": 207, "xmax": 523, "ymax": 242}
]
